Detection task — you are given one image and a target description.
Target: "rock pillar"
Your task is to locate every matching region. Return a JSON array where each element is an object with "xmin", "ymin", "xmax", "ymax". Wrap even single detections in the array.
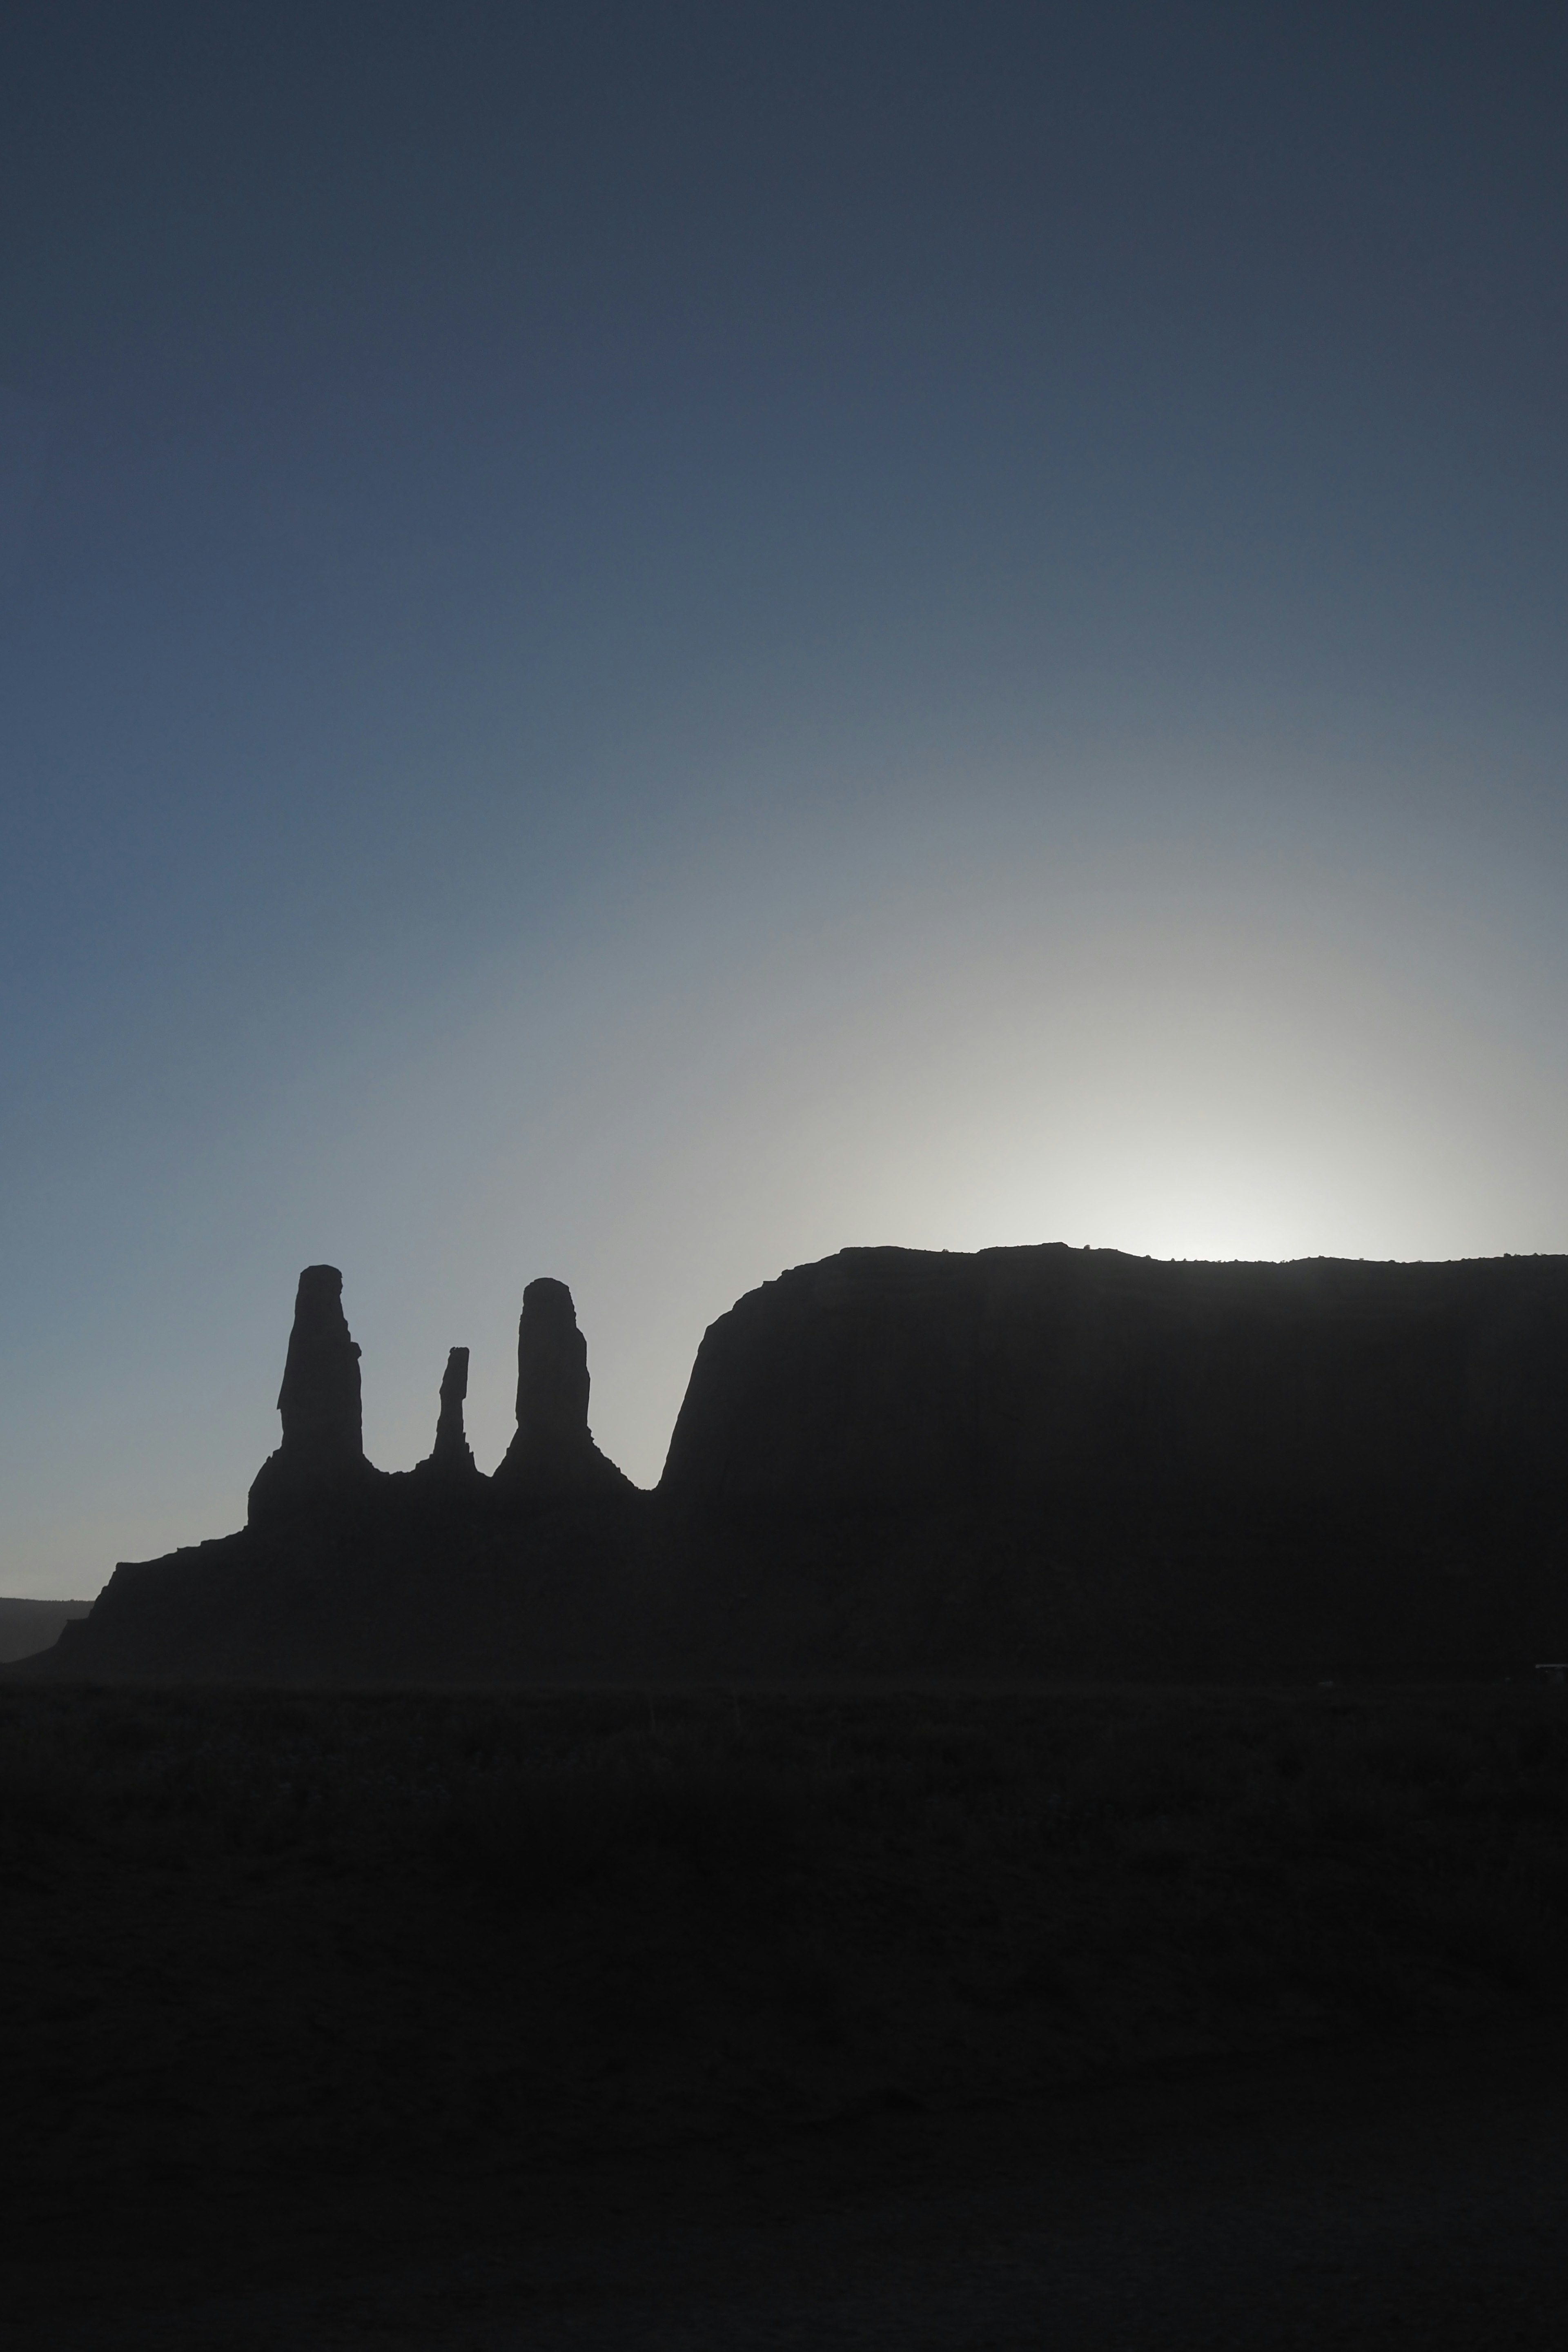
[
  {"xmin": 416, "ymin": 1345, "xmax": 480, "ymax": 1481},
  {"xmin": 493, "ymin": 1277, "xmax": 630, "ymax": 1496},
  {"xmin": 248, "ymin": 1265, "xmax": 372, "ymax": 1519}
]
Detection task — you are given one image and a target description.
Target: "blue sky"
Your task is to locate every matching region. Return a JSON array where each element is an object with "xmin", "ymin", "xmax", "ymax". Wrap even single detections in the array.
[{"xmin": 2, "ymin": 2, "xmax": 1566, "ymax": 1590}]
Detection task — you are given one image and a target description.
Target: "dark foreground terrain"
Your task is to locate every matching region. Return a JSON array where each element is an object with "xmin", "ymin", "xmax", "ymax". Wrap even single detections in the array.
[{"xmin": 7, "ymin": 1681, "xmax": 1568, "ymax": 2345}]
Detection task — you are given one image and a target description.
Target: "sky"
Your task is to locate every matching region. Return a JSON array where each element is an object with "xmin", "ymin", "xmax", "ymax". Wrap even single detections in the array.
[{"xmin": 2, "ymin": 1, "xmax": 1566, "ymax": 1592}]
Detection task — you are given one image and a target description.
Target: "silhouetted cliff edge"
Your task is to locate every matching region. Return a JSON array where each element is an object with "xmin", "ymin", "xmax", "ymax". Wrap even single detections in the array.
[
  {"xmin": 648, "ymin": 1245, "xmax": 1568, "ymax": 1679},
  {"xmin": 665, "ymin": 1246, "xmax": 1568, "ymax": 1506},
  {"xmin": 31, "ymin": 1245, "xmax": 1568, "ymax": 1684}
]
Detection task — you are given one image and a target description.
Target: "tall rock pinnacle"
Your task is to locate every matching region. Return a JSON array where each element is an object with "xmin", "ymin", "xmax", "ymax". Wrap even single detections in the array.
[
  {"xmin": 416, "ymin": 1345, "xmax": 480, "ymax": 1481},
  {"xmin": 248, "ymin": 1265, "xmax": 372, "ymax": 1519},
  {"xmin": 492, "ymin": 1277, "xmax": 632, "ymax": 1496}
]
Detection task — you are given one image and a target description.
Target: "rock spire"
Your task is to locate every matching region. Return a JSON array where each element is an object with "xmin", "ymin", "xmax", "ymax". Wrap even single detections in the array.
[
  {"xmin": 416, "ymin": 1345, "xmax": 480, "ymax": 1481},
  {"xmin": 493, "ymin": 1277, "xmax": 631, "ymax": 1496},
  {"xmin": 248, "ymin": 1265, "xmax": 372, "ymax": 1519}
]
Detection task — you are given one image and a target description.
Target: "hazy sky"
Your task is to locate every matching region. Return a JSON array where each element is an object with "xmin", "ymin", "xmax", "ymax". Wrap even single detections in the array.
[{"xmin": 3, "ymin": 2, "xmax": 1566, "ymax": 1592}]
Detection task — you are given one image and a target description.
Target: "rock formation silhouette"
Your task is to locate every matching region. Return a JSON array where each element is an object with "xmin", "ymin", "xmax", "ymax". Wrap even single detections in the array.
[
  {"xmin": 648, "ymin": 1245, "xmax": 1568, "ymax": 1682},
  {"xmin": 661, "ymin": 1245, "xmax": 1568, "ymax": 1506},
  {"xmin": 247, "ymin": 1265, "xmax": 375, "ymax": 1520},
  {"xmin": 416, "ymin": 1346, "xmax": 480, "ymax": 1482},
  {"xmin": 23, "ymin": 1245, "xmax": 1568, "ymax": 1687},
  {"xmin": 492, "ymin": 1278, "xmax": 633, "ymax": 1497}
]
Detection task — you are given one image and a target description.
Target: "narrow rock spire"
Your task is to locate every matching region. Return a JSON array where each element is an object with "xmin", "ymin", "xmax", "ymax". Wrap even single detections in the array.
[
  {"xmin": 492, "ymin": 1277, "xmax": 632, "ymax": 1496},
  {"xmin": 416, "ymin": 1345, "xmax": 480, "ymax": 1481},
  {"xmin": 248, "ymin": 1265, "xmax": 372, "ymax": 1519}
]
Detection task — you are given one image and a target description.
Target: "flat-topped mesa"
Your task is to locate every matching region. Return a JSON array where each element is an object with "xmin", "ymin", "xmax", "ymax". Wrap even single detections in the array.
[
  {"xmin": 248, "ymin": 1265, "xmax": 375, "ymax": 1520},
  {"xmin": 657, "ymin": 1244, "xmax": 1568, "ymax": 1510},
  {"xmin": 492, "ymin": 1277, "xmax": 633, "ymax": 1497},
  {"xmin": 415, "ymin": 1345, "xmax": 481, "ymax": 1481}
]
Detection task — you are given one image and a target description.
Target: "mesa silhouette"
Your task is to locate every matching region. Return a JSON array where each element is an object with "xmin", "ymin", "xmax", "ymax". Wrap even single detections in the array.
[{"xmin": 37, "ymin": 1246, "xmax": 1568, "ymax": 1684}]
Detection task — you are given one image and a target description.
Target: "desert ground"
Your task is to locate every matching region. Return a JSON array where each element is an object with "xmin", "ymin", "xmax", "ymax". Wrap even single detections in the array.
[{"xmin": 6, "ymin": 1680, "xmax": 1568, "ymax": 2345}]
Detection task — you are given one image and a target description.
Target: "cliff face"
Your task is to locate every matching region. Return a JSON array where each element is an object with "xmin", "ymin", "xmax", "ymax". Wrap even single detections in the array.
[{"xmin": 659, "ymin": 1245, "xmax": 1568, "ymax": 1509}]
